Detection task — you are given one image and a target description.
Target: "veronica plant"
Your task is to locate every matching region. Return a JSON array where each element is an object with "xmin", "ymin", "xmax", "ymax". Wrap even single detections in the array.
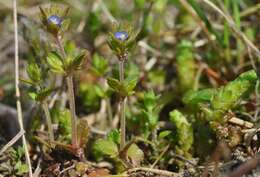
[
  {"xmin": 23, "ymin": 62, "xmax": 55, "ymax": 142},
  {"xmin": 107, "ymin": 23, "xmax": 138, "ymax": 150},
  {"xmin": 40, "ymin": 5, "xmax": 88, "ymax": 148}
]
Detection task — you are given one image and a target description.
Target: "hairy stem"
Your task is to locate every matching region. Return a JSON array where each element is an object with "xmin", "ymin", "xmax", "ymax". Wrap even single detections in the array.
[
  {"xmin": 56, "ymin": 35, "xmax": 78, "ymax": 147},
  {"xmin": 119, "ymin": 60, "xmax": 126, "ymax": 150},
  {"xmin": 42, "ymin": 101, "xmax": 54, "ymax": 142},
  {"xmin": 13, "ymin": 0, "xmax": 33, "ymax": 176},
  {"xmin": 66, "ymin": 75, "xmax": 78, "ymax": 147}
]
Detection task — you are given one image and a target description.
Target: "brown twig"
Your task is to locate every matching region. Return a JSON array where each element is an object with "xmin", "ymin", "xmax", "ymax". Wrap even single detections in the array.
[
  {"xmin": 227, "ymin": 156, "xmax": 260, "ymax": 177},
  {"xmin": 127, "ymin": 167, "xmax": 181, "ymax": 177}
]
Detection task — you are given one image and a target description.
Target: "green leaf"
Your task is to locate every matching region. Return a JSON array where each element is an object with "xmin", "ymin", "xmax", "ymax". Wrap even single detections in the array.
[
  {"xmin": 15, "ymin": 161, "xmax": 28, "ymax": 175},
  {"xmin": 93, "ymin": 139, "xmax": 118, "ymax": 157},
  {"xmin": 90, "ymin": 53, "xmax": 109, "ymax": 76},
  {"xmin": 183, "ymin": 89, "xmax": 214, "ymax": 108},
  {"xmin": 36, "ymin": 88, "xmax": 57, "ymax": 102},
  {"xmin": 210, "ymin": 70, "xmax": 257, "ymax": 120},
  {"xmin": 107, "ymin": 77, "xmax": 123, "ymax": 93},
  {"xmin": 26, "ymin": 63, "xmax": 42, "ymax": 83},
  {"xmin": 108, "ymin": 129, "xmax": 120, "ymax": 145},
  {"xmin": 159, "ymin": 130, "xmax": 172, "ymax": 139},
  {"xmin": 66, "ymin": 50, "xmax": 87, "ymax": 71},
  {"xmin": 123, "ymin": 75, "xmax": 138, "ymax": 95},
  {"xmin": 77, "ymin": 119, "xmax": 89, "ymax": 148},
  {"xmin": 127, "ymin": 144, "xmax": 144, "ymax": 166},
  {"xmin": 52, "ymin": 108, "xmax": 71, "ymax": 140},
  {"xmin": 46, "ymin": 51, "xmax": 65, "ymax": 74},
  {"xmin": 28, "ymin": 91, "xmax": 37, "ymax": 101}
]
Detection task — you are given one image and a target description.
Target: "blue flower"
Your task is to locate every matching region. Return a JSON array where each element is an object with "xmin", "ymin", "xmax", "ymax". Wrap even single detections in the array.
[
  {"xmin": 47, "ymin": 15, "xmax": 62, "ymax": 27},
  {"xmin": 114, "ymin": 31, "xmax": 129, "ymax": 41}
]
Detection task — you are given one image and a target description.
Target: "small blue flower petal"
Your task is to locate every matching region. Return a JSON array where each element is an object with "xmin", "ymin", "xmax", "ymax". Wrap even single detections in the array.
[
  {"xmin": 47, "ymin": 15, "xmax": 62, "ymax": 27},
  {"xmin": 114, "ymin": 31, "xmax": 129, "ymax": 41}
]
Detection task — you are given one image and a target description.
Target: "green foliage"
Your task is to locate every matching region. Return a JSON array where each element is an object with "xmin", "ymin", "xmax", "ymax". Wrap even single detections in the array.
[
  {"xmin": 10, "ymin": 147, "xmax": 29, "ymax": 176},
  {"xmin": 176, "ymin": 40, "xmax": 197, "ymax": 92},
  {"xmin": 107, "ymin": 75, "xmax": 138, "ymax": 97},
  {"xmin": 183, "ymin": 89, "xmax": 214, "ymax": 110},
  {"xmin": 47, "ymin": 49, "xmax": 87, "ymax": 75},
  {"xmin": 39, "ymin": 5, "xmax": 70, "ymax": 36},
  {"xmin": 46, "ymin": 51, "xmax": 65, "ymax": 74},
  {"xmin": 107, "ymin": 23, "xmax": 139, "ymax": 58},
  {"xmin": 90, "ymin": 53, "xmax": 109, "ymax": 77},
  {"xmin": 169, "ymin": 110, "xmax": 193, "ymax": 158},
  {"xmin": 183, "ymin": 70, "xmax": 257, "ymax": 122},
  {"xmin": 108, "ymin": 129, "xmax": 121, "ymax": 145},
  {"xmin": 128, "ymin": 91, "xmax": 160, "ymax": 138},
  {"xmin": 94, "ymin": 139, "xmax": 119, "ymax": 158},
  {"xmin": 52, "ymin": 108, "xmax": 71, "ymax": 141},
  {"xmin": 210, "ymin": 70, "xmax": 257, "ymax": 121},
  {"xmin": 79, "ymin": 83, "xmax": 106, "ymax": 112},
  {"xmin": 26, "ymin": 63, "xmax": 42, "ymax": 83}
]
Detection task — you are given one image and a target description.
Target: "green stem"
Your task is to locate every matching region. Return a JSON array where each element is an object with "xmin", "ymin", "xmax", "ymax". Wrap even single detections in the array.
[
  {"xmin": 42, "ymin": 101, "xmax": 54, "ymax": 142},
  {"xmin": 119, "ymin": 60, "xmax": 126, "ymax": 150},
  {"xmin": 56, "ymin": 35, "xmax": 78, "ymax": 147}
]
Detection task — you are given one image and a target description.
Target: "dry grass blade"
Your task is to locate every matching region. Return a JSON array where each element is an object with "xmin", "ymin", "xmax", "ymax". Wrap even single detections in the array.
[
  {"xmin": 13, "ymin": 0, "xmax": 33, "ymax": 176},
  {"xmin": 0, "ymin": 130, "xmax": 24, "ymax": 155},
  {"xmin": 202, "ymin": 0, "xmax": 260, "ymax": 58}
]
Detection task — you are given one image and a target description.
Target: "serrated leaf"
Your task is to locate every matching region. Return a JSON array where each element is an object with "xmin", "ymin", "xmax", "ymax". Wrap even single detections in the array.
[
  {"xmin": 93, "ymin": 139, "xmax": 118, "ymax": 157},
  {"xmin": 26, "ymin": 63, "xmax": 42, "ymax": 83},
  {"xmin": 107, "ymin": 77, "xmax": 123, "ymax": 93},
  {"xmin": 37, "ymin": 88, "xmax": 57, "ymax": 102},
  {"xmin": 46, "ymin": 51, "xmax": 65, "ymax": 74},
  {"xmin": 67, "ymin": 50, "xmax": 87, "ymax": 71},
  {"xmin": 124, "ymin": 75, "xmax": 138, "ymax": 94}
]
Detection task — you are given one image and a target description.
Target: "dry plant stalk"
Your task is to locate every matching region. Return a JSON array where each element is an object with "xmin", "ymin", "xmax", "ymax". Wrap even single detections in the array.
[{"xmin": 13, "ymin": 0, "xmax": 33, "ymax": 176}]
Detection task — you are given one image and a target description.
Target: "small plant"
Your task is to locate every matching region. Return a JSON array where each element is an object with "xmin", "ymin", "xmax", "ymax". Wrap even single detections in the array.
[
  {"xmin": 107, "ymin": 23, "xmax": 138, "ymax": 150},
  {"xmin": 24, "ymin": 62, "xmax": 55, "ymax": 142},
  {"xmin": 39, "ymin": 5, "xmax": 88, "ymax": 148}
]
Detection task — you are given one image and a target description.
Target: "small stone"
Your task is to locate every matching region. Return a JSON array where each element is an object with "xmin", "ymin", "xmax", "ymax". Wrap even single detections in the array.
[
  {"xmin": 47, "ymin": 15, "xmax": 62, "ymax": 27},
  {"xmin": 114, "ymin": 31, "xmax": 129, "ymax": 41}
]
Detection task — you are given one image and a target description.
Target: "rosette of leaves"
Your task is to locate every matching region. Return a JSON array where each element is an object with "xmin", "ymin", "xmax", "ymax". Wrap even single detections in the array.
[
  {"xmin": 107, "ymin": 23, "xmax": 138, "ymax": 60},
  {"xmin": 39, "ymin": 5, "xmax": 70, "ymax": 36},
  {"xmin": 183, "ymin": 70, "xmax": 258, "ymax": 122}
]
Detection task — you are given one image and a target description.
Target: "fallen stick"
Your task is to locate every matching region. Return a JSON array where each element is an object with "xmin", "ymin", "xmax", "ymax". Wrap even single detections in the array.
[{"xmin": 0, "ymin": 130, "xmax": 24, "ymax": 155}]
